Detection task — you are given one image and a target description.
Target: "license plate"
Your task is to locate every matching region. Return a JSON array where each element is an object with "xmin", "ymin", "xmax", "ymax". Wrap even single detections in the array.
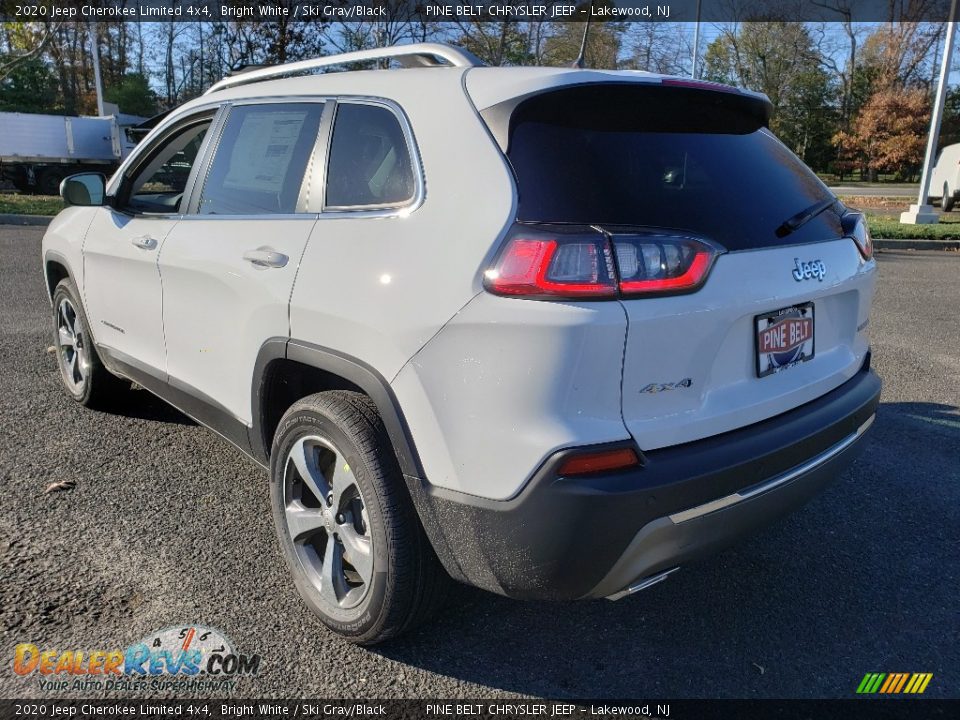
[{"xmin": 755, "ymin": 303, "xmax": 815, "ymax": 378}]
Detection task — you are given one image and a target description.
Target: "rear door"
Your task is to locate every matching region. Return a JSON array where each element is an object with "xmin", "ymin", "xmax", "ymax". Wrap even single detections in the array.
[
  {"xmin": 157, "ymin": 100, "xmax": 327, "ymax": 426},
  {"xmin": 503, "ymin": 83, "xmax": 876, "ymax": 451}
]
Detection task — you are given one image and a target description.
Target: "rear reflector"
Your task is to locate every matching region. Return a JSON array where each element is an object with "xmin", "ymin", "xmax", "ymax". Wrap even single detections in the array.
[{"xmin": 558, "ymin": 447, "xmax": 641, "ymax": 476}]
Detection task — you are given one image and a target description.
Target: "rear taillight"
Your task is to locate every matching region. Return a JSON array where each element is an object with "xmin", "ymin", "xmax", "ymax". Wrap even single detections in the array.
[
  {"xmin": 612, "ymin": 234, "xmax": 721, "ymax": 297},
  {"xmin": 484, "ymin": 224, "xmax": 724, "ymax": 300},
  {"xmin": 483, "ymin": 225, "xmax": 617, "ymax": 299},
  {"xmin": 842, "ymin": 211, "xmax": 873, "ymax": 260}
]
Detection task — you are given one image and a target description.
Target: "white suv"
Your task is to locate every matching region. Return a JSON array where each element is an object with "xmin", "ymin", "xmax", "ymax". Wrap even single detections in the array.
[{"xmin": 42, "ymin": 43, "xmax": 881, "ymax": 644}]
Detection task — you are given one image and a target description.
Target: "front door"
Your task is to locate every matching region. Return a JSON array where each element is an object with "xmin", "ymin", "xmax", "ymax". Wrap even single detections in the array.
[{"xmin": 82, "ymin": 113, "xmax": 215, "ymax": 379}]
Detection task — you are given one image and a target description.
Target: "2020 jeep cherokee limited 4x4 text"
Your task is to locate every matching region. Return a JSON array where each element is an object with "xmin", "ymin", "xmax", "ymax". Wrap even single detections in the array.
[{"xmin": 42, "ymin": 43, "xmax": 880, "ymax": 644}]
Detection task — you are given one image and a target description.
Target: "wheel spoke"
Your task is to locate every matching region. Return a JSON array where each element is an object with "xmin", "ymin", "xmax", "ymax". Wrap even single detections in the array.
[
  {"xmin": 58, "ymin": 327, "xmax": 74, "ymax": 348},
  {"xmin": 329, "ymin": 455, "xmax": 354, "ymax": 510},
  {"xmin": 319, "ymin": 536, "xmax": 347, "ymax": 605},
  {"xmin": 339, "ymin": 524, "xmax": 373, "ymax": 584},
  {"xmin": 64, "ymin": 304, "xmax": 77, "ymax": 334},
  {"xmin": 285, "ymin": 502, "xmax": 326, "ymax": 543},
  {"xmin": 290, "ymin": 438, "xmax": 330, "ymax": 503},
  {"xmin": 69, "ymin": 351, "xmax": 80, "ymax": 382}
]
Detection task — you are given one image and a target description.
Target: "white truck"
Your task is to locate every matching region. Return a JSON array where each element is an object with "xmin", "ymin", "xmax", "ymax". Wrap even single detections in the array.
[
  {"xmin": 930, "ymin": 142, "xmax": 960, "ymax": 211},
  {"xmin": 0, "ymin": 111, "xmax": 140, "ymax": 195}
]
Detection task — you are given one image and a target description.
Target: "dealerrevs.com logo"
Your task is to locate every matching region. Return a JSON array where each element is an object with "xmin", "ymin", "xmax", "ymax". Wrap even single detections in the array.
[{"xmin": 13, "ymin": 625, "xmax": 260, "ymax": 693}]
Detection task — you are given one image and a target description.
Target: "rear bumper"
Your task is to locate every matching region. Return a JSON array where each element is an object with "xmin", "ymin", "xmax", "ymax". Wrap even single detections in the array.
[{"xmin": 408, "ymin": 363, "xmax": 881, "ymax": 600}]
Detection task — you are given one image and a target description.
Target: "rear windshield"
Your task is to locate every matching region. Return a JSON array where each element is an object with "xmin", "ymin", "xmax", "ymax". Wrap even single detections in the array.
[{"xmin": 504, "ymin": 84, "xmax": 843, "ymax": 251}]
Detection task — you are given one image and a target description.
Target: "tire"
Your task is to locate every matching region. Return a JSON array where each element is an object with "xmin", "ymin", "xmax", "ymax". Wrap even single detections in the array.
[
  {"xmin": 943, "ymin": 183, "xmax": 955, "ymax": 212},
  {"xmin": 270, "ymin": 391, "xmax": 448, "ymax": 644},
  {"xmin": 37, "ymin": 168, "xmax": 65, "ymax": 196},
  {"xmin": 11, "ymin": 176, "xmax": 31, "ymax": 194},
  {"xmin": 51, "ymin": 279, "xmax": 125, "ymax": 407}
]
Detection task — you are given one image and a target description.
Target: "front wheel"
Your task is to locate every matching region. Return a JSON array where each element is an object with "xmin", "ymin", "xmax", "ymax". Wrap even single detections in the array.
[
  {"xmin": 51, "ymin": 279, "xmax": 125, "ymax": 407},
  {"xmin": 270, "ymin": 391, "xmax": 448, "ymax": 644},
  {"xmin": 943, "ymin": 183, "xmax": 955, "ymax": 212}
]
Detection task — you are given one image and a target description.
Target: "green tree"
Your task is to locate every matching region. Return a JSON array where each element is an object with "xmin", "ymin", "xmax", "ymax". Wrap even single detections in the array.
[
  {"xmin": 104, "ymin": 72, "xmax": 157, "ymax": 117},
  {"xmin": 456, "ymin": 21, "xmax": 537, "ymax": 66},
  {"xmin": 541, "ymin": 20, "xmax": 623, "ymax": 69},
  {"xmin": 939, "ymin": 87, "xmax": 960, "ymax": 149},
  {"xmin": 703, "ymin": 22, "xmax": 836, "ymax": 169},
  {"xmin": 0, "ymin": 55, "xmax": 58, "ymax": 112}
]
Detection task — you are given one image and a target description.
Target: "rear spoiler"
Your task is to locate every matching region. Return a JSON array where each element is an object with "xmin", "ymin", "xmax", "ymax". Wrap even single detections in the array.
[{"xmin": 479, "ymin": 79, "xmax": 773, "ymax": 154}]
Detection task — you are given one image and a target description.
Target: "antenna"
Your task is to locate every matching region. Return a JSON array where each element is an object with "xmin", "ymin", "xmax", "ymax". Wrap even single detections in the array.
[{"xmin": 572, "ymin": 1, "xmax": 596, "ymax": 69}]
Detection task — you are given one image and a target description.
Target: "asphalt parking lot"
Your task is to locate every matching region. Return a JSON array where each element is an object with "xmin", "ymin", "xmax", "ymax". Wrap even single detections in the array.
[{"xmin": 1, "ymin": 226, "xmax": 957, "ymax": 700}]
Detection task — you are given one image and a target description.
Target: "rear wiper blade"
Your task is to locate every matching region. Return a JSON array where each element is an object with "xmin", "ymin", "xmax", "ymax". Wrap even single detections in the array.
[{"xmin": 775, "ymin": 198, "xmax": 838, "ymax": 238}]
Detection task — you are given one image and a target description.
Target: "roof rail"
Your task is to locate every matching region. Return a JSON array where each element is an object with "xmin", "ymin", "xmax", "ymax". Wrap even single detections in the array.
[{"xmin": 205, "ymin": 43, "xmax": 484, "ymax": 95}]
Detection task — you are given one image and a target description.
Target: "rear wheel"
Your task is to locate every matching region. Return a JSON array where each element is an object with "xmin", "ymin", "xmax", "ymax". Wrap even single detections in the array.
[
  {"xmin": 940, "ymin": 183, "xmax": 956, "ymax": 212},
  {"xmin": 51, "ymin": 279, "xmax": 125, "ymax": 407},
  {"xmin": 270, "ymin": 391, "xmax": 448, "ymax": 644},
  {"xmin": 38, "ymin": 168, "xmax": 66, "ymax": 196},
  {"xmin": 943, "ymin": 183, "xmax": 955, "ymax": 212}
]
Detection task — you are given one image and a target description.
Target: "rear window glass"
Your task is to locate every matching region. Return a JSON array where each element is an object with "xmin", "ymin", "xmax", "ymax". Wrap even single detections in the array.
[
  {"xmin": 505, "ymin": 85, "xmax": 842, "ymax": 250},
  {"xmin": 325, "ymin": 103, "xmax": 416, "ymax": 209},
  {"xmin": 199, "ymin": 103, "xmax": 324, "ymax": 215}
]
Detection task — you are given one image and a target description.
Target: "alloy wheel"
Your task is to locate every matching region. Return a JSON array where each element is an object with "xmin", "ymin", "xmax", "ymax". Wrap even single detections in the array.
[
  {"xmin": 56, "ymin": 298, "xmax": 89, "ymax": 395},
  {"xmin": 283, "ymin": 435, "xmax": 373, "ymax": 610}
]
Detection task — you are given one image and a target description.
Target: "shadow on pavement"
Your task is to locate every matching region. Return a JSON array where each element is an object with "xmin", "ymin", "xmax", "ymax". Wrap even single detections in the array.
[
  {"xmin": 370, "ymin": 401, "xmax": 958, "ymax": 698},
  {"xmin": 95, "ymin": 385, "xmax": 196, "ymax": 426}
]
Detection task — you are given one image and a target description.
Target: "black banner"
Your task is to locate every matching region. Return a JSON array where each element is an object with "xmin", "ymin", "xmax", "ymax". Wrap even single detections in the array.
[
  {"xmin": 0, "ymin": 700, "xmax": 957, "ymax": 720},
  {"xmin": 0, "ymin": 0, "xmax": 957, "ymax": 24}
]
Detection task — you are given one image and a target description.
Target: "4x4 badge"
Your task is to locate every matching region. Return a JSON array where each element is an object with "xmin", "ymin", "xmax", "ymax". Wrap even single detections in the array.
[
  {"xmin": 793, "ymin": 258, "xmax": 826, "ymax": 281},
  {"xmin": 640, "ymin": 378, "xmax": 693, "ymax": 394}
]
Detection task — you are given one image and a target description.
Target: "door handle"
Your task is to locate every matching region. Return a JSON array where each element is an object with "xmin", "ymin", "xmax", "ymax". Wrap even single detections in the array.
[
  {"xmin": 243, "ymin": 247, "xmax": 289, "ymax": 269},
  {"xmin": 131, "ymin": 235, "xmax": 158, "ymax": 250}
]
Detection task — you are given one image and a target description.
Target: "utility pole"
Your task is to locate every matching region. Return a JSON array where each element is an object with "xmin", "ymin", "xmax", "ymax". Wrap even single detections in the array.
[
  {"xmin": 902, "ymin": 0, "xmax": 958, "ymax": 224},
  {"xmin": 88, "ymin": 21, "xmax": 105, "ymax": 116},
  {"xmin": 691, "ymin": 0, "xmax": 702, "ymax": 78}
]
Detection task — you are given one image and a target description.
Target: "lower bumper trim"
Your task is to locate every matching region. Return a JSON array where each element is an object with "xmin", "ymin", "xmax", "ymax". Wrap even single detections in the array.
[
  {"xmin": 668, "ymin": 414, "xmax": 876, "ymax": 525},
  {"xmin": 605, "ymin": 566, "xmax": 680, "ymax": 601}
]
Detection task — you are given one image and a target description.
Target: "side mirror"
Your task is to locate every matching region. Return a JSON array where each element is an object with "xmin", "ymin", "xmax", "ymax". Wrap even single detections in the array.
[{"xmin": 61, "ymin": 173, "xmax": 106, "ymax": 207}]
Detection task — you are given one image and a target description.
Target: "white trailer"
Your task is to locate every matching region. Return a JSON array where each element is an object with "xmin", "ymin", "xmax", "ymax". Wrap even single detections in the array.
[{"xmin": 0, "ymin": 112, "xmax": 139, "ymax": 195}]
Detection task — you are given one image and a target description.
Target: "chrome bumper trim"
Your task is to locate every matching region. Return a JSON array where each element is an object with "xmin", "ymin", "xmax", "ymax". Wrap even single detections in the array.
[{"xmin": 668, "ymin": 414, "xmax": 875, "ymax": 525}]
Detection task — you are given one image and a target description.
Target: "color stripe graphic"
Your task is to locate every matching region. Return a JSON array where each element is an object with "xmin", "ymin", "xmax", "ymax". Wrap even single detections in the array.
[{"xmin": 856, "ymin": 672, "xmax": 933, "ymax": 694}]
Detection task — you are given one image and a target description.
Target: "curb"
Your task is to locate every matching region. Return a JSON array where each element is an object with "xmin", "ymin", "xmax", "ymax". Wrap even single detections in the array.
[
  {"xmin": 873, "ymin": 238, "xmax": 960, "ymax": 251},
  {"xmin": 0, "ymin": 214, "xmax": 53, "ymax": 226}
]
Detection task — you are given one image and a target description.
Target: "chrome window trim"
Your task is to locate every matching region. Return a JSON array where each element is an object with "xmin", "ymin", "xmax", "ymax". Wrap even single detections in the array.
[
  {"xmin": 316, "ymin": 96, "xmax": 425, "ymax": 218},
  {"xmin": 178, "ymin": 214, "xmax": 319, "ymax": 222}
]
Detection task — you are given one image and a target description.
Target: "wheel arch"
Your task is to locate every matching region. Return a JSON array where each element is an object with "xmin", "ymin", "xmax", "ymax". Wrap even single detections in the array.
[
  {"xmin": 252, "ymin": 339, "xmax": 425, "ymax": 480},
  {"xmin": 44, "ymin": 251, "xmax": 73, "ymax": 303}
]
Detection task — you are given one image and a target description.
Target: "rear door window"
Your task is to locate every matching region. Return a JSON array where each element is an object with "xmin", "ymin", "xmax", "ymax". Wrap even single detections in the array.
[
  {"xmin": 503, "ymin": 84, "xmax": 842, "ymax": 251},
  {"xmin": 324, "ymin": 103, "xmax": 416, "ymax": 210},
  {"xmin": 198, "ymin": 103, "xmax": 324, "ymax": 215}
]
